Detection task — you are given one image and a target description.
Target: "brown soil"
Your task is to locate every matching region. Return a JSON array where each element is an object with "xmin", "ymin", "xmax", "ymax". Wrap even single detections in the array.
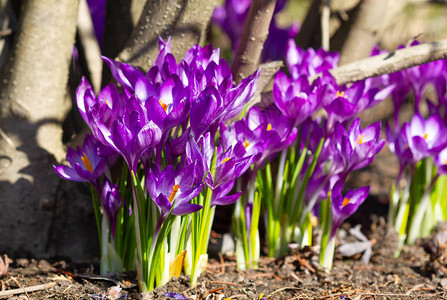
[{"xmin": 2, "ymin": 209, "xmax": 447, "ymax": 300}]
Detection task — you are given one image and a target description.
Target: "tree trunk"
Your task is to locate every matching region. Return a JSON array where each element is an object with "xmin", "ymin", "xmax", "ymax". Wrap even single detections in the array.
[
  {"xmin": 118, "ymin": 0, "xmax": 217, "ymax": 70},
  {"xmin": 0, "ymin": 0, "xmax": 97, "ymax": 259},
  {"xmin": 337, "ymin": 0, "xmax": 390, "ymax": 65}
]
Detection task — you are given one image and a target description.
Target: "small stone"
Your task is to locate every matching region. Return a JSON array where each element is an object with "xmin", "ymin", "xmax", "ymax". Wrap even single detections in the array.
[
  {"xmin": 38, "ymin": 259, "xmax": 55, "ymax": 273},
  {"xmin": 439, "ymin": 278, "xmax": 447, "ymax": 289},
  {"xmin": 16, "ymin": 258, "xmax": 30, "ymax": 267}
]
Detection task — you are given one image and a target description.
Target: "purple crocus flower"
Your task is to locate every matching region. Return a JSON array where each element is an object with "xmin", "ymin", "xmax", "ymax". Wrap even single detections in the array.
[
  {"xmin": 136, "ymin": 74, "xmax": 191, "ymax": 135},
  {"xmin": 285, "ymin": 39, "xmax": 339, "ymax": 79},
  {"xmin": 189, "ymin": 67, "xmax": 259, "ymax": 139},
  {"xmin": 164, "ymin": 292, "xmax": 187, "ymax": 300},
  {"xmin": 434, "ymin": 147, "xmax": 447, "ymax": 175},
  {"xmin": 101, "ymin": 56, "xmax": 144, "ymax": 90},
  {"xmin": 331, "ymin": 180, "xmax": 370, "ymax": 238},
  {"xmin": 322, "ymin": 73, "xmax": 393, "ymax": 130},
  {"xmin": 101, "ymin": 178, "xmax": 122, "ymax": 236},
  {"xmin": 220, "ymin": 120, "xmax": 264, "ymax": 161},
  {"xmin": 146, "ymin": 164, "xmax": 203, "ymax": 216},
  {"xmin": 102, "ymin": 96, "xmax": 162, "ymax": 172},
  {"xmin": 184, "ymin": 43, "xmax": 220, "ymax": 75},
  {"xmin": 403, "ymin": 42, "xmax": 445, "ymax": 113},
  {"xmin": 386, "ymin": 122, "xmax": 414, "ymax": 180},
  {"xmin": 187, "ymin": 133, "xmax": 255, "ymax": 191},
  {"xmin": 53, "ymin": 134, "xmax": 107, "ymax": 187},
  {"xmin": 405, "ymin": 113, "xmax": 447, "ymax": 163},
  {"xmin": 211, "ymin": 180, "xmax": 242, "ymax": 206},
  {"xmin": 190, "ymin": 85, "xmax": 222, "ymax": 138},
  {"xmin": 273, "ymin": 71, "xmax": 321, "ymax": 127},
  {"xmin": 76, "ymin": 78, "xmax": 122, "ymax": 146},
  {"xmin": 340, "ymin": 118, "xmax": 384, "ymax": 174},
  {"xmin": 245, "ymin": 105, "xmax": 298, "ymax": 166},
  {"xmin": 77, "ymin": 77, "xmax": 163, "ymax": 173}
]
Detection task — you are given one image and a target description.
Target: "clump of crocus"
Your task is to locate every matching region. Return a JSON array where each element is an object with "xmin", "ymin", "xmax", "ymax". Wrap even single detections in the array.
[
  {"xmin": 388, "ymin": 112, "xmax": 447, "ymax": 247},
  {"xmin": 54, "ymin": 134, "xmax": 133, "ymax": 274},
  {"xmin": 382, "ymin": 45, "xmax": 447, "ymax": 249},
  {"xmin": 250, "ymin": 41, "xmax": 389, "ymax": 270},
  {"xmin": 61, "ymin": 36, "xmax": 260, "ymax": 291}
]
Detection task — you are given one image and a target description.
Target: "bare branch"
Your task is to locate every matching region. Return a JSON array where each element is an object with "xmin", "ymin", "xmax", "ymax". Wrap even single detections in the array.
[
  {"xmin": 231, "ymin": 0, "xmax": 277, "ymax": 83},
  {"xmin": 321, "ymin": 0, "xmax": 331, "ymax": 51},
  {"xmin": 328, "ymin": 39, "xmax": 447, "ymax": 85},
  {"xmin": 0, "ymin": 282, "xmax": 56, "ymax": 299},
  {"xmin": 118, "ymin": 0, "xmax": 217, "ymax": 71},
  {"xmin": 260, "ymin": 39, "xmax": 447, "ymax": 109}
]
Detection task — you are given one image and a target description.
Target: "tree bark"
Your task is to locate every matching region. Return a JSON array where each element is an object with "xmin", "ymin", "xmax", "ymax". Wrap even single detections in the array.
[
  {"xmin": 337, "ymin": 0, "xmax": 390, "ymax": 65},
  {"xmin": 0, "ymin": 0, "xmax": 97, "ymax": 259},
  {"xmin": 117, "ymin": 0, "xmax": 217, "ymax": 70},
  {"xmin": 101, "ymin": 0, "xmax": 145, "ymax": 86},
  {"xmin": 329, "ymin": 39, "xmax": 447, "ymax": 85},
  {"xmin": 231, "ymin": 0, "xmax": 277, "ymax": 84}
]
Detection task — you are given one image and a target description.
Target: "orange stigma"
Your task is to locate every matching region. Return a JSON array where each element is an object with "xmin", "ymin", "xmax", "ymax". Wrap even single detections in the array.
[
  {"xmin": 81, "ymin": 152, "xmax": 93, "ymax": 173},
  {"xmin": 266, "ymin": 123, "xmax": 272, "ymax": 131},
  {"xmin": 355, "ymin": 134, "xmax": 365, "ymax": 145},
  {"xmin": 423, "ymin": 133, "xmax": 428, "ymax": 140},
  {"xmin": 342, "ymin": 197, "xmax": 350, "ymax": 207},
  {"xmin": 244, "ymin": 139, "xmax": 250, "ymax": 148},
  {"xmin": 159, "ymin": 100, "xmax": 168, "ymax": 111},
  {"xmin": 168, "ymin": 184, "xmax": 180, "ymax": 203}
]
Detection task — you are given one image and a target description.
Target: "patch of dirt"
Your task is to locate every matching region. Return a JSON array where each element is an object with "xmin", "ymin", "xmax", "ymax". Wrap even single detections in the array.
[{"xmin": 2, "ymin": 211, "xmax": 447, "ymax": 300}]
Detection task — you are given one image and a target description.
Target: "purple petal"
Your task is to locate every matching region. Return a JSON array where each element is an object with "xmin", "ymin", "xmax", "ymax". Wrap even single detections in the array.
[
  {"xmin": 164, "ymin": 292, "xmax": 187, "ymax": 300},
  {"xmin": 172, "ymin": 203, "xmax": 202, "ymax": 215},
  {"xmin": 53, "ymin": 165, "xmax": 85, "ymax": 182},
  {"xmin": 102, "ymin": 56, "xmax": 144, "ymax": 89}
]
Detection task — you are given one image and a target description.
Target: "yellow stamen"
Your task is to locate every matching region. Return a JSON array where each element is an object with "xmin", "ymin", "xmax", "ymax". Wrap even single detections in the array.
[
  {"xmin": 81, "ymin": 152, "xmax": 93, "ymax": 173},
  {"xmin": 168, "ymin": 184, "xmax": 180, "ymax": 203},
  {"xmin": 244, "ymin": 139, "xmax": 250, "ymax": 148},
  {"xmin": 159, "ymin": 100, "xmax": 168, "ymax": 111},
  {"xmin": 266, "ymin": 123, "xmax": 272, "ymax": 131},
  {"xmin": 355, "ymin": 134, "xmax": 365, "ymax": 145},
  {"xmin": 342, "ymin": 197, "xmax": 350, "ymax": 207},
  {"xmin": 336, "ymin": 91, "xmax": 345, "ymax": 98},
  {"xmin": 423, "ymin": 133, "xmax": 428, "ymax": 140},
  {"xmin": 222, "ymin": 157, "xmax": 230, "ymax": 164}
]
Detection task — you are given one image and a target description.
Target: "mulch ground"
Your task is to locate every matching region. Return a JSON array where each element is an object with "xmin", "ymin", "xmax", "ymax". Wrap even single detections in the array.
[{"xmin": 2, "ymin": 212, "xmax": 447, "ymax": 300}]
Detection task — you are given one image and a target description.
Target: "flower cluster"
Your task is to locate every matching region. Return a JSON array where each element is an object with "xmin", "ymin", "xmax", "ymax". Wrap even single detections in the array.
[
  {"xmin": 384, "ymin": 44, "xmax": 447, "ymax": 247},
  {"xmin": 231, "ymin": 39, "xmax": 388, "ymax": 269},
  {"xmin": 55, "ymin": 37, "xmax": 260, "ymax": 290}
]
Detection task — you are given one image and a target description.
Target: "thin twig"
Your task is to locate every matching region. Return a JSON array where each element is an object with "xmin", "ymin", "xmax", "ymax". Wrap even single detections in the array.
[
  {"xmin": 327, "ymin": 39, "xmax": 447, "ymax": 85},
  {"xmin": 0, "ymin": 29, "xmax": 11, "ymax": 38},
  {"xmin": 231, "ymin": 0, "xmax": 277, "ymax": 83},
  {"xmin": 208, "ymin": 281, "xmax": 241, "ymax": 286},
  {"xmin": 267, "ymin": 286, "xmax": 301, "ymax": 297},
  {"xmin": 321, "ymin": 0, "xmax": 331, "ymax": 51},
  {"xmin": 0, "ymin": 281, "xmax": 56, "ymax": 299}
]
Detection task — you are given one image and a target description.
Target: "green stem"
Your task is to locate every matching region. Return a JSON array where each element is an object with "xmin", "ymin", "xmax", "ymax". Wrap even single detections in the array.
[{"xmin": 90, "ymin": 185, "xmax": 102, "ymax": 251}]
